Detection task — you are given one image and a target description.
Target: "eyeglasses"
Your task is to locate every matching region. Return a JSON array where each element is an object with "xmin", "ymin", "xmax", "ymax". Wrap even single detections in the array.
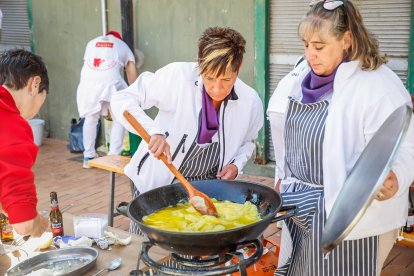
[{"xmin": 309, "ymin": 0, "xmax": 344, "ymax": 10}]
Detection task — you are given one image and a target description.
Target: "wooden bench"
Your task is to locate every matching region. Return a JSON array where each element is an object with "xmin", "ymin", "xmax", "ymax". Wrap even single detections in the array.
[{"xmin": 87, "ymin": 155, "xmax": 131, "ymax": 227}]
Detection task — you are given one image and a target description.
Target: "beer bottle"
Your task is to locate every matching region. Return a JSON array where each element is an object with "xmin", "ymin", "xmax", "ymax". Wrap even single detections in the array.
[
  {"xmin": 0, "ymin": 213, "xmax": 14, "ymax": 242},
  {"xmin": 404, "ymin": 198, "xmax": 414, "ymax": 233},
  {"xmin": 49, "ymin": 192, "xmax": 64, "ymax": 237}
]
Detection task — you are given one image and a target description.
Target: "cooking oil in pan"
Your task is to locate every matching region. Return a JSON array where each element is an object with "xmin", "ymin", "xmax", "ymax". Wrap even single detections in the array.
[{"xmin": 143, "ymin": 199, "xmax": 261, "ymax": 232}]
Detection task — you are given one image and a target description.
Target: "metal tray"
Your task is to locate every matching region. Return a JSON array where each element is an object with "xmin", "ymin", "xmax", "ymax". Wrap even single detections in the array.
[
  {"xmin": 6, "ymin": 247, "xmax": 98, "ymax": 276},
  {"xmin": 321, "ymin": 104, "xmax": 412, "ymax": 252}
]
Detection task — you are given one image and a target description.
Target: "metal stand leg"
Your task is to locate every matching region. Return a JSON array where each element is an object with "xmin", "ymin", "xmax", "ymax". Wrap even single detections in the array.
[{"xmin": 109, "ymin": 171, "xmax": 116, "ymax": 227}]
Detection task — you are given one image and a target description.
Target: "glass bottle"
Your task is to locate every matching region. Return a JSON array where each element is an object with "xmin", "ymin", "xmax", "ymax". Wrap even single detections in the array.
[
  {"xmin": 0, "ymin": 213, "xmax": 14, "ymax": 242},
  {"xmin": 403, "ymin": 193, "xmax": 414, "ymax": 233},
  {"xmin": 49, "ymin": 191, "xmax": 64, "ymax": 237}
]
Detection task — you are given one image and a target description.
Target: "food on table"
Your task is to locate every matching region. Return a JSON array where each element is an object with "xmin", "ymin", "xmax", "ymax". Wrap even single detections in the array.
[
  {"xmin": 34, "ymin": 232, "xmax": 54, "ymax": 250},
  {"xmin": 143, "ymin": 200, "xmax": 261, "ymax": 232}
]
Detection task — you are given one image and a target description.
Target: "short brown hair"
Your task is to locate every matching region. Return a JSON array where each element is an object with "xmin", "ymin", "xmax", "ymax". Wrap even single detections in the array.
[
  {"xmin": 299, "ymin": 0, "xmax": 386, "ymax": 71},
  {"xmin": 198, "ymin": 27, "xmax": 246, "ymax": 77},
  {"xmin": 0, "ymin": 48, "xmax": 49, "ymax": 93}
]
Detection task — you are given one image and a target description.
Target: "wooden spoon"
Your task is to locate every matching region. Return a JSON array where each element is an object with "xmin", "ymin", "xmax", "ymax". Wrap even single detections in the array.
[{"xmin": 123, "ymin": 110, "xmax": 218, "ymax": 217}]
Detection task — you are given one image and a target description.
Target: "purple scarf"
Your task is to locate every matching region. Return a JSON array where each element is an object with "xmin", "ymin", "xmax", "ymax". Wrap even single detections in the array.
[
  {"xmin": 198, "ymin": 86, "xmax": 220, "ymax": 144},
  {"xmin": 301, "ymin": 56, "xmax": 350, "ymax": 104},
  {"xmin": 301, "ymin": 69, "xmax": 337, "ymax": 104}
]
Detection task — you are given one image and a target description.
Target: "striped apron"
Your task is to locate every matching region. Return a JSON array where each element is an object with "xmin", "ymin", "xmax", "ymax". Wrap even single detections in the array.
[
  {"xmin": 275, "ymin": 98, "xmax": 378, "ymax": 276},
  {"xmin": 130, "ymin": 140, "xmax": 220, "ymax": 235},
  {"xmin": 179, "ymin": 141, "xmax": 220, "ymax": 181}
]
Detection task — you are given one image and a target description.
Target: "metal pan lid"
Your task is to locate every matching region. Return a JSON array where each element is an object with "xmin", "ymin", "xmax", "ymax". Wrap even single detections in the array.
[{"xmin": 322, "ymin": 104, "xmax": 412, "ymax": 252}]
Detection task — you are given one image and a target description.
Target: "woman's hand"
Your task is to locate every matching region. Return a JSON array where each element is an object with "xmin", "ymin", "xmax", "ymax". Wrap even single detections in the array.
[
  {"xmin": 217, "ymin": 164, "xmax": 238, "ymax": 180},
  {"xmin": 148, "ymin": 134, "xmax": 172, "ymax": 163},
  {"xmin": 12, "ymin": 214, "xmax": 49, "ymax": 237},
  {"xmin": 30, "ymin": 215, "xmax": 49, "ymax": 237},
  {"xmin": 375, "ymin": 170, "xmax": 399, "ymax": 201}
]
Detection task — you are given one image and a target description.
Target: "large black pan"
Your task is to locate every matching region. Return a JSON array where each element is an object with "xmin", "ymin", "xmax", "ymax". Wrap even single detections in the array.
[{"xmin": 118, "ymin": 179, "xmax": 295, "ymax": 256}]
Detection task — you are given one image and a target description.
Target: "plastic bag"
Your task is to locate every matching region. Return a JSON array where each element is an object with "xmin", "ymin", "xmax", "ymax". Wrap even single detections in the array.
[{"xmin": 67, "ymin": 118, "xmax": 85, "ymax": 153}]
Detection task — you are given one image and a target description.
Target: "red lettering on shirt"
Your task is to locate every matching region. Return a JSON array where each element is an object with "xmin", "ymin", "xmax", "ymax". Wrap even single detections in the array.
[{"xmin": 95, "ymin": 42, "xmax": 114, "ymax": 48}]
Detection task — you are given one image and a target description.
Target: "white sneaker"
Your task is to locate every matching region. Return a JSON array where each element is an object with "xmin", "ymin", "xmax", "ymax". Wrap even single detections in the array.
[
  {"xmin": 83, "ymin": 157, "xmax": 91, "ymax": 169},
  {"xmin": 83, "ymin": 154, "xmax": 99, "ymax": 169}
]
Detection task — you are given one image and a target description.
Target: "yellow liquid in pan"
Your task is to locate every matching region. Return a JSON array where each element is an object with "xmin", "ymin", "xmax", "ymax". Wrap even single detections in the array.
[{"xmin": 143, "ymin": 199, "xmax": 261, "ymax": 232}]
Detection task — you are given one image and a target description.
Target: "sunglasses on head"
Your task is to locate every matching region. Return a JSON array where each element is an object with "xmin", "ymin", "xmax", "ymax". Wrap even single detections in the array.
[
  {"xmin": 310, "ymin": 0, "xmax": 344, "ymax": 10},
  {"xmin": 324, "ymin": 0, "xmax": 344, "ymax": 10}
]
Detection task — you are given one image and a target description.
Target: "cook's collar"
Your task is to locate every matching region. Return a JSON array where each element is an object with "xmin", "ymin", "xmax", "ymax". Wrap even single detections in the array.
[
  {"xmin": 335, "ymin": 60, "xmax": 361, "ymax": 85},
  {"xmin": 228, "ymin": 86, "xmax": 239, "ymax": 101}
]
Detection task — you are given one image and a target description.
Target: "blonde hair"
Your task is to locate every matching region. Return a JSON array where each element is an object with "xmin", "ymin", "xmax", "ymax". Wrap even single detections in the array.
[
  {"xmin": 299, "ymin": 0, "xmax": 387, "ymax": 71},
  {"xmin": 198, "ymin": 27, "xmax": 245, "ymax": 77}
]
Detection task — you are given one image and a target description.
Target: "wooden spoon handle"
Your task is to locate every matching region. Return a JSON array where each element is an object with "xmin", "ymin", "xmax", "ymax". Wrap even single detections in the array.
[{"xmin": 123, "ymin": 111, "xmax": 195, "ymax": 195}]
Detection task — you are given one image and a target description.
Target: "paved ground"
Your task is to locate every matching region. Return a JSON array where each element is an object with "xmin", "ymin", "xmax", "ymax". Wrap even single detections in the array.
[{"xmin": 32, "ymin": 138, "xmax": 414, "ymax": 275}]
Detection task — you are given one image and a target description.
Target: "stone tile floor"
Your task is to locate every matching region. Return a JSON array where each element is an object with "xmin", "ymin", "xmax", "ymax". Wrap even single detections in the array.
[{"xmin": 32, "ymin": 138, "xmax": 414, "ymax": 275}]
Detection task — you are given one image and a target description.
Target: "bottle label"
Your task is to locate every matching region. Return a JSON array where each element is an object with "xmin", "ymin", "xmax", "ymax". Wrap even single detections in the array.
[
  {"xmin": 1, "ymin": 229, "xmax": 14, "ymax": 242},
  {"xmin": 1, "ymin": 215, "xmax": 14, "ymax": 241},
  {"xmin": 51, "ymin": 222, "xmax": 63, "ymax": 234}
]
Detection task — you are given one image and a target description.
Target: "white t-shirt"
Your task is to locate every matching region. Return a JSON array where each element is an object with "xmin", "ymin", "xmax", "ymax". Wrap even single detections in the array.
[
  {"xmin": 80, "ymin": 35, "xmax": 135, "ymax": 81},
  {"xmin": 76, "ymin": 35, "xmax": 135, "ymax": 117}
]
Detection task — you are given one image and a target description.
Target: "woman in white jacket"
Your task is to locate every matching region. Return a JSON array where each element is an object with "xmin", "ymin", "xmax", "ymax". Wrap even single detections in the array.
[
  {"xmin": 267, "ymin": 1, "xmax": 414, "ymax": 275},
  {"xmin": 111, "ymin": 27, "xmax": 263, "ymax": 234}
]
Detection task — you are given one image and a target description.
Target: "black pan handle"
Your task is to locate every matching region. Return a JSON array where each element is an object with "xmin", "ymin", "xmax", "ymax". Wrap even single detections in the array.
[
  {"xmin": 271, "ymin": 204, "xmax": 297, "ymax": 223},
  {"xmin": 116, "ymin": 201, "xmax": 129, "ymax": 217}
]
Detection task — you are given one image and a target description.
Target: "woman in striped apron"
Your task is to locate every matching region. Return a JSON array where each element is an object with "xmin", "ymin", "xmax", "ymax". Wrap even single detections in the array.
[
  {"xmin": 125, "ymin": 28, "xmax": 263, "ymax": 272},
  {"xmin": 268, "ymin": 1, "xmax": 414, "ymax": 275},
  {"xmin": 114, "ymin": 27, "xmax": 264, "ymax": 236},
  {"xmin": 276, "ymin": 98, "xmax": 379, "ymax": 276}
]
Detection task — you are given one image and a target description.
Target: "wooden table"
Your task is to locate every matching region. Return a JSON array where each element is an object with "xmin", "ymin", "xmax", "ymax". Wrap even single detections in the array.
[
  {"xmin": 87, "ymin": 155, "xmax": 131, "ymax": 227},
  {"xmin": 0, "ymin": 213, "xmax": 167, "ymax": 275},
  {"xmin": 398, "ymin": 231, "xmax": 414, "ymax": 247}
]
